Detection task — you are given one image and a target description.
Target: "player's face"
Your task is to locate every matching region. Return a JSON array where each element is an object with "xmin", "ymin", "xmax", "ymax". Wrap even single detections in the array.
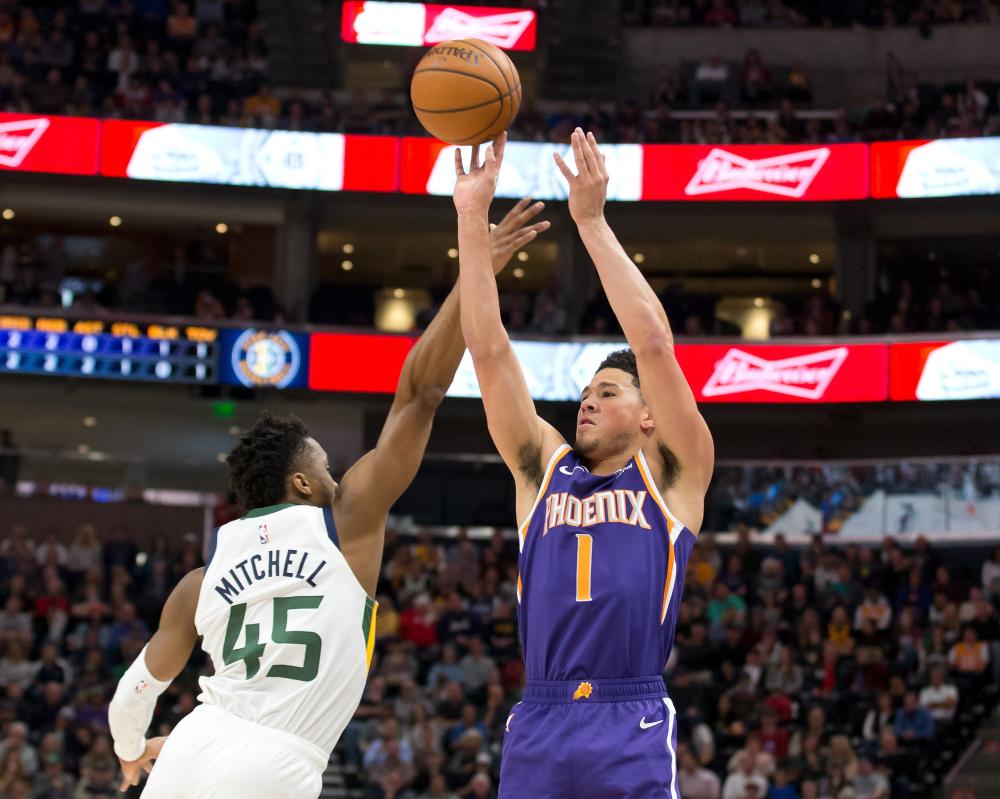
[
  {"xmin": 575, "ymin": 368, "xmax": 648, "ymax": 457},
  {"xmin": 296, "ymin": 437, "xmax": 338, "ymax": 506}
]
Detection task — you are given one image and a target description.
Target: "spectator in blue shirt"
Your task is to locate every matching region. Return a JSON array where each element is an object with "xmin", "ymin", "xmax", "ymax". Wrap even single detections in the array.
[
  {"xmin": 769, "ymin": 765, "xmax": 799, "ymax": 799},
  {"xmin": 894, "ymin": 691, "xmax": 935, "ymax": 743},
  {"xmin": 426, "ymin": 644, "xmax": 464, "ymax": 691}
]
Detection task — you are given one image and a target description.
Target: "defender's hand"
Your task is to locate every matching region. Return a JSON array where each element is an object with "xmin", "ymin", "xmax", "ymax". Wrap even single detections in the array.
[
  {"xmin": 489, "ymin": 196, "xmax": 550, "ymax": 275},
  {"xmin": 453, "ymin": 132, "xmax": 506, "ymax": 214},
  {"xmin": 553, "ymin": 128, "xmax": 609, "ymax": 224},
  {"xmin": 118, "ymin": 736, "xmax": 166, "ymax": 792}
]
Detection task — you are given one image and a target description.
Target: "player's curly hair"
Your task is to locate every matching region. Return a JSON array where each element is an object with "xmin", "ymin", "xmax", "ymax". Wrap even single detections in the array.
[
  {"xmin": 226, "ymin": 412, "xmax": 310, "ymax": 514},
  {"xmin": 596, "ymin": 348, "xmax": 640, "ymax": 389}
]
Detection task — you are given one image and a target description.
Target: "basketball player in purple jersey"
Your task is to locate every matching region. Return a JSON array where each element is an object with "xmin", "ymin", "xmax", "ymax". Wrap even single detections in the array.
[{"xmin": 455, "ymin": 129, "xmax": 714, "ymax": 798}]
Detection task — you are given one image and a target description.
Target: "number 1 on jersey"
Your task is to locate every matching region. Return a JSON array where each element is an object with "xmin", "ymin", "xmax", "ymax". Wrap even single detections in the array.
[{"xmin": 576, "ymin": 533, "xmax": 593, "ymax": 602}]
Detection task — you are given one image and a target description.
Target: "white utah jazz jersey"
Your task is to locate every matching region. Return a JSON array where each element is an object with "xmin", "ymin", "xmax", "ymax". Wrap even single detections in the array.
[{"xmin": 195, "ymin": 503, "xmax": 377, "ymax": 754}]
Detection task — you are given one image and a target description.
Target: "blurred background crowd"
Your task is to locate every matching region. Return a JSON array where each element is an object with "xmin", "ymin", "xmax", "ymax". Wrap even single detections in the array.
[
  {"xmin": 3, "ymin": 231, "xmax": 998, "ymax": 339},
  {"xmin": 0, "ymin": 1, "xmax": 998, "ymax": 796},
  {"xmin": 0, "ymin": 0, "xmax": 998, "ymax": 341},
  {"xmin": 2, "ymin": 1, "xmax": 999, "ymax": 142},
  {"xmin": 0, "ymin": 516, "xmax": 996, "ymax": 798}
]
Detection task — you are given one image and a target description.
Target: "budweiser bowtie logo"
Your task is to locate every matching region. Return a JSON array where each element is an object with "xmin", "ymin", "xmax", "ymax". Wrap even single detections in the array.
[
  {"xmin": 685, "ymin": 147, "xmax": 830, "ymax": 198},
  {"xmin": 703, "ymin": 347, "xmax": 849, "ymax": 399},
  {"xmin": 0, "ymin": 118, "xmax": 50, "ymax": 168},
  {"xmin": 425, "ymin": 8, "xmax": 534, "ymax": 48}
]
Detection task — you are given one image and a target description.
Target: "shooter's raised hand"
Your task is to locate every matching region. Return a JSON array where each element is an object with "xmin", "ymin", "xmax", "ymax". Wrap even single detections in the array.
[
  {"xmin": 552, "ymin": 128, "xmax": 609, "ymax": 224},
  {"xmin": 453, "ymin": 132, "xmax": 506, "ymax": 214}
]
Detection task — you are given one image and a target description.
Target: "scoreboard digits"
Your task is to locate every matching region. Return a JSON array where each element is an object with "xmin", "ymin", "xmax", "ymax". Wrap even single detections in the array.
[{"xmin": 0, "ymin": 315, "xmax": 218, "ymax": 385}]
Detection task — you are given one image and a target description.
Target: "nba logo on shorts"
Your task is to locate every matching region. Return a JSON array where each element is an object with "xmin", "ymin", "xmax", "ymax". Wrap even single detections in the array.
[
  {"xmin": 134, "ymin": 680, "xmax": 148, "ymax": 695},
  {"xmin": 258, "ymin": 524, "xmax": 270, "ymax": 545}
]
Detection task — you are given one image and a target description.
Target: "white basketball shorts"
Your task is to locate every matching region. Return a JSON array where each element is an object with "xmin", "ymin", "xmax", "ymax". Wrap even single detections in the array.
[{"xmin": 141, "ymin": 703, "xmax": 327, "ymax": 799}]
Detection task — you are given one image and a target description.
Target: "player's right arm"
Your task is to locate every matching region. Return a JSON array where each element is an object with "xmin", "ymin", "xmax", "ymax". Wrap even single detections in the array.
[
  {"xmin": 455, "ymin": 134, "xmax": 565, "ymax": 499},
  {"xmin": 110, "ymin": 568, "xmax": 203, "ymax": 789}
]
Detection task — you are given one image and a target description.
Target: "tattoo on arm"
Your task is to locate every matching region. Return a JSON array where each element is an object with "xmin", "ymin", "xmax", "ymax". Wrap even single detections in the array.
[{"xmin": 518, "ymin": 442, "xmax": 544, "ymax": 488}]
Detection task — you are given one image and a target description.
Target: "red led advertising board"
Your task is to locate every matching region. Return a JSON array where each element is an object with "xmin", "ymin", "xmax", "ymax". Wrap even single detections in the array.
[
  {"xmin": 100, "ymin": 119, "xmax": 164, "ymax": 177},
  {"xmin": 342, "ymin": 2, "xmax": 537, "ymax": 50},
  {"xmin": 871, "ymin": 138, "xmax": 1000, "ymax": 199},
  {"xmin": 12, "ymin": 114, "xmax": 1000, "ymax": 206},
  {"xmin": 0, "ymin": 113, "xmax": 100, "ymax": 175},
  {"xmin": 308, "ymin": 332, "xmax": 416, "ymax": 393},
  {"xmin": 400, "ymin": 137, "xmax": 450, "ymax": 195},
  {"xmin": 674, "ymin": 343, "xmax": 889, "ymax": 403},
  {"xmin": 100, "ymin": 121, "xmax": 399, "ymax": 192},
  {"xmin": 641, "ymin": 143, "xmax": 869, "ymax": 201},
  {"xmin": 400, "ymin": 137, "xmax": 643, "ymax": 199},
  {"xmin": 890, "ymin": 340, "xmax": 1000, "ymax": 401},
  {"xmin": 445, "ymin": 340, "xmax": 891, "ymax": 403}
]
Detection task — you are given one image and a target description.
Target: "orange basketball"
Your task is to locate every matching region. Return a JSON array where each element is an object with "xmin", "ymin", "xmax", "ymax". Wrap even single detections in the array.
[{"xmin": 410, "ymin": 38, "xmax": 521, "ymax": 146}]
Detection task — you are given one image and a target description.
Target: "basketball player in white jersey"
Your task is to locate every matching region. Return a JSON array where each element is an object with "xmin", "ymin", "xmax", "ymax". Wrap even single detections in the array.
[{"xmin": 108, "ymin": 199, "xmax": 549, "ymax": 799}]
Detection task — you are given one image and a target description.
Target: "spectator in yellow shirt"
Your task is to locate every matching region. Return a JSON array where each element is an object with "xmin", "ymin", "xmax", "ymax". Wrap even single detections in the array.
[
  {"xmin": 949, "ymin": 627, "xmax": 989, "ymax": 675},
  {"xmin": 827, "ymin": 605, "xmax": 854, "ymax": 655},
  {"xmin": 244, "ymin": 82, "xmax": 282, "ymax": 125}
]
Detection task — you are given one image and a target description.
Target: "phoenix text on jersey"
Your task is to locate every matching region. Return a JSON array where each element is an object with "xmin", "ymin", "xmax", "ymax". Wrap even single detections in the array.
[{"xmin": 542, "ymin": 488, "xmax": 651, "ymax": 535}]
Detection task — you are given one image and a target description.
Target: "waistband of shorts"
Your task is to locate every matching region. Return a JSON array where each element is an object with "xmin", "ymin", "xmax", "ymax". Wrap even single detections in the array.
[
  {"xmin": 195, "ymin": 702, "xmax": 329, "ymax": 771},
  {"xmin": 522, "ymin": 676, "xmax": 667, "ymax": 704}
]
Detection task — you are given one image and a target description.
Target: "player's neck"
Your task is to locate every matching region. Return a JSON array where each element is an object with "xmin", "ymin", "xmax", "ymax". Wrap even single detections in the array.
[
  {"xmin": 581, "ymin": 450, "xmax": 637, "ymax": 476},
  {"xmin": 279, "ymin": 493, "xmax": 317, "ymax": 509}
]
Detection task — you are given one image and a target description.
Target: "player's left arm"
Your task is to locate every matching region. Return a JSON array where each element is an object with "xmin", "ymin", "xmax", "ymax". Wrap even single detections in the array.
[
  {"xmin": 555, "ymin": 129, "xmax": 715, "ymax": 519},
  {"xmin": 110, "ymin": 567, "xmax": 203, "ymax": 790},
  {"xmin": 335, "ymin": 200, "xmax": 549, "ymax": 594}
]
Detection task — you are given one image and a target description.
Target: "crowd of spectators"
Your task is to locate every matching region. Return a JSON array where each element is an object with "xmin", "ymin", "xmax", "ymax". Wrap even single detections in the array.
[
  {"xmin": 509, "ymin": 47, "xmax": 1000, "ymax": 145},
  {"xmin": 2, "ymin": 4, "xmax": 1000, "ymax": 339},
  {"xmin": 0, "ymin": 1, "xmax": 268, "ymax": 126},
  {"xmin": 3, "ymin": 224, "xmax": 999, "ymax": 340},
  {"xmin": 705, "ymin": 461, "xmax": 1000, "ymax": 535},
  {"xmin": 574, "ymin": 262, "xmax": 999, "ymax": 338},
  {"xmin": 622, "ymin": 0, "xmax": 1000, "ymax": 28},
  {"xmin": 0, "ymin": 233, "xmax": 285, "ymax": 326},
  {"xmin": 3, "ymin": 1, "xmax": 1000, "ymax": 145},
  {"xmin": 1, "ymin": 510, "xmax": 997, "ymax": 799},
  {"xmin": 0, "ymin": 520, "xmax": 203, "ymax": 798},
  {"xmin": 862, "ymin": 269, "xmax": 1000, "ymax": 336},
  {"xmin": 345, "ymin": 526, "xmax": 1000, "ymax": 799}
]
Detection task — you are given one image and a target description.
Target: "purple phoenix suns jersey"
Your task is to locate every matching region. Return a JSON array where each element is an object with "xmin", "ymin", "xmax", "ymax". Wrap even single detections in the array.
[{"xmin": 517, "ymin": 444, "xmax": 696, "ymax": 681}]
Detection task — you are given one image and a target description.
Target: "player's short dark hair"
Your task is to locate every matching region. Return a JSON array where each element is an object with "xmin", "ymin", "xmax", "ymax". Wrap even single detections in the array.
[
  {"xmin": 595, "ymin": 348, "xmax": 640, "ymax": 389},
  {"xmin": 226, "ymin": 412, "xmax": 310, "ymax": 514}
]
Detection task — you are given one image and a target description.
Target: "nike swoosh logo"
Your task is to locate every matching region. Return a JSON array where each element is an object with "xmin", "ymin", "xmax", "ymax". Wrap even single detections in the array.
[
  {"xmin": 639, "ymin": 717, "xmax": 664, "ymax": 729},
  {"xmin": 559, "ymin": 465, "xmax": 587, "ymax": 476}
]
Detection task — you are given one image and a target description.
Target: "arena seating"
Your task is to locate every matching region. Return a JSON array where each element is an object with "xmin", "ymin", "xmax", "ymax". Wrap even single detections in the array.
[{"xmin": 0, "ymin": 508, "xmax": 997, "ymax": 798}]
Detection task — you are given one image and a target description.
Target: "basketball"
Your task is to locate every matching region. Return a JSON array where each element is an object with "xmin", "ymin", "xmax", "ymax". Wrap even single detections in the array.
[{"xmin": 410, "ymin": 38, "xmax": 521, "ymax": 146}]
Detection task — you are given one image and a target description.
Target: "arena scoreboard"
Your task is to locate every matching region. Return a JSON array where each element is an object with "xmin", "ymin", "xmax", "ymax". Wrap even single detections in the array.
[
  {"xmin": 0, "ymin": 314, "xmax": 218, "ymax": 384},
  {"xmin": 2, "ymin": 312, "xmax": 996, "ymax": 403}
]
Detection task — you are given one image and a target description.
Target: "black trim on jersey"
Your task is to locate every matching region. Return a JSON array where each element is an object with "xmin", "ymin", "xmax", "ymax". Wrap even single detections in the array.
[
  {"xmin": 323, "ymin": 506, "xmax": 340, "ymax": 549},
  {"xmin": 205, "ymin": 527, "xmax": 219, "ymax": 567}
]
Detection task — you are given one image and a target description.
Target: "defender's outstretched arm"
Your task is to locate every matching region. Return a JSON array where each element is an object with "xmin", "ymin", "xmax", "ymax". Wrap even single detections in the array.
[{"xmin": 335, "ymin": 173, "xmax": 551, "ymax": 593}]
